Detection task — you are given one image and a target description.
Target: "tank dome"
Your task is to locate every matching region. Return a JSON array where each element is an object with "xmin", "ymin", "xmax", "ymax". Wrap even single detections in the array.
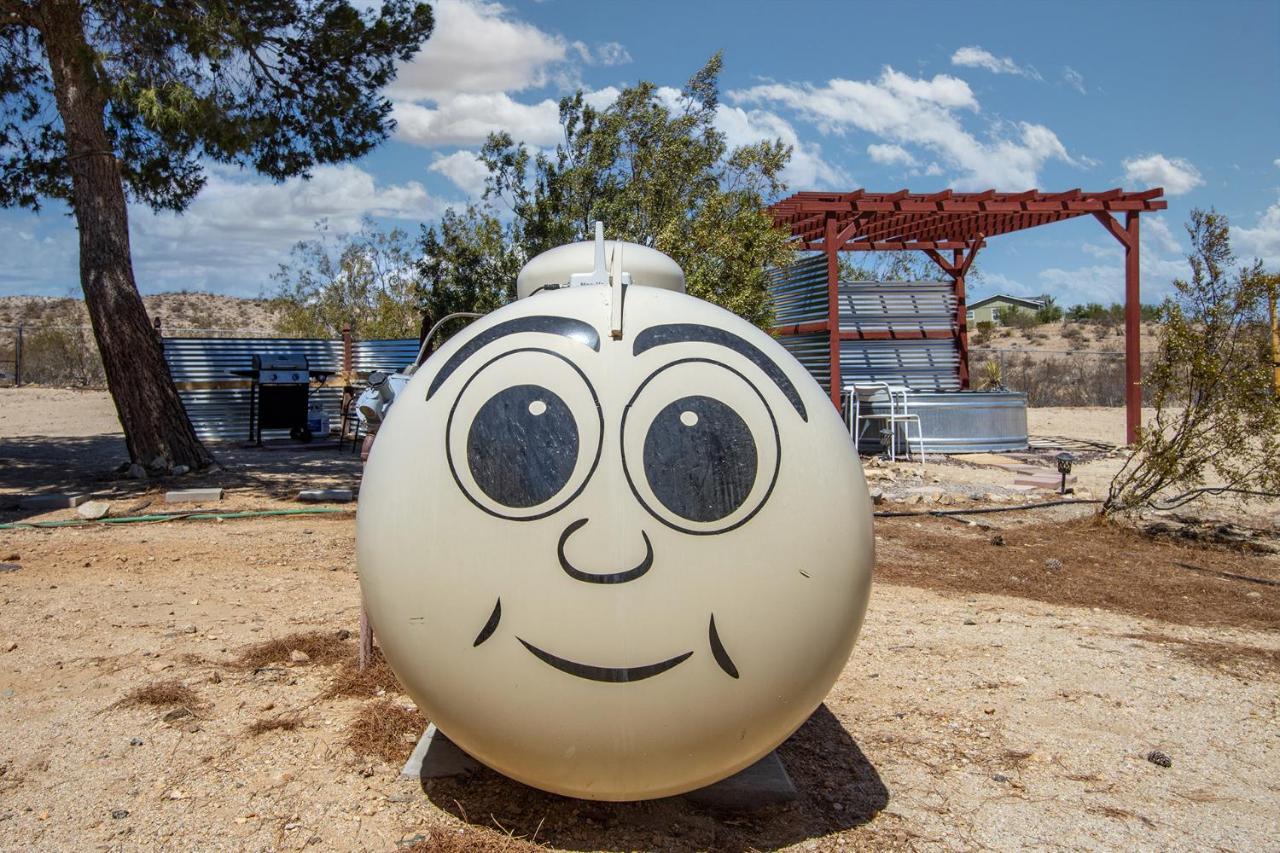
[{"xmin": 516, "ymin": 240, "xmax": 685, "ymax": 299}]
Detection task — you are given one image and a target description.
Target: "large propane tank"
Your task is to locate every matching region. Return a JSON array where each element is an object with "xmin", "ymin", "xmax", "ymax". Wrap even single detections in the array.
[{"xmin": 357, "ymin": 228, "xmax": 873, "ymax": 800}]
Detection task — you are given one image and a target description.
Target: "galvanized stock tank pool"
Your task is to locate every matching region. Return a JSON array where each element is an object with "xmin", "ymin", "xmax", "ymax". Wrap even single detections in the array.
[{"xmin": 857, "ymin": 389, "xmax": 1029, "ymax": 454}]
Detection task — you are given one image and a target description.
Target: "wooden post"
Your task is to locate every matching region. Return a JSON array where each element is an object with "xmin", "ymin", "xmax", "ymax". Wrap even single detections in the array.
[
  {"xmin": 1268, "ymin": 276, "xmax": 1280, "ymax": 398},
  {"xmin": 825, "ymin": 215, "xmax": 842, "ymax": 409},
  {"xmin": 953, "ymin": 248, "xmax": 970, "ymax": 389},
  {"xmin": 14, "ymin": 323, "xmax": 23, "ymax": 387},
  {"xmin": 1124, "ymin": 213, "xmax": 1141, "ymax": 445},
  {"xmin": 341, "ymin": 324, "xmax": 353, "ymax": 382},
  {"xmin": 1092, "ymin": 211, "xmax": 1144, "ymax": 446}
]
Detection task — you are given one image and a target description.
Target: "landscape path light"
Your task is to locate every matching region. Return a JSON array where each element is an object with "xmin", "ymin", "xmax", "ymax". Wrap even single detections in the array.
[{"xmin": 1056, "ymin": 451, "xmax": 1075, "ymax": 494}]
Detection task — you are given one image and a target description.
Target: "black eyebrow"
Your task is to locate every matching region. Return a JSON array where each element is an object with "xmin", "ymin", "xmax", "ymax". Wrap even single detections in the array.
[
  {"xmin": 426, "ymin": 315, "xmax": 600, "ymax": 400},
  {"xmin": 632, "ymin": 324, "xmax": 807, "ymax": 421}
]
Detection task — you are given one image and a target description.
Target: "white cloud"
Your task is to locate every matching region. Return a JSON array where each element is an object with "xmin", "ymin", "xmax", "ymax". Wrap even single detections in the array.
[
  {"xmin": 390, "ymin": 0, "xmax": 574, "ymax": 99},
  {"xmin": 128, "ymin": 165, "xmax": 447, "ymax": 295},
  {"xmin": 714, "ymin": 105, "xmax": 846, "ymax": 189},
  {"xmin": 647, "ymin": 85, "xmax": 846, "ymax": 189},
  {"xmin": 583, "ymin": 86, "xmax": 621, "ymax": 110},
  {"xmin": 1063, "ymin": 67, "xmax": 1086, "ymax": 94},
  {"xmin": 867, "ymin": 143, "xmax": 917, "ymax": 167},
  {"xmin": 393, "ymin": 93, "xmax": 563, "ymax": 147},
  {"xmin": 1232, "ymin": 196, "xmax": 1280, "ymax": 266},
  {"xmin": 1143, "ymin": 215, "xmax": 1183, "ymax": 255},
  {"xmin": 1122, "ymin": 153, "xmax": 1204, "ymax": 195},
  {"xmin": 1037, "ymin": 215, "xmax": 1189, "ymax": 304},
  {"xmin": 951, "ymin": 46, "xmax": 1041, "ymax": 80},
  {"xmin": 429, "ymin": 150, "xmax": 491, "ymax": 198},
  {"xmin": 731, "ymin": 67, "xmax": 1077, "ymax": 189},
  {"xmin": 572, "ymin": 41, "xmax": 632, "ymax": 67},
  {"xmin": 1273, "ymin": 158, "xmax": 1280, "ymax": 169}
]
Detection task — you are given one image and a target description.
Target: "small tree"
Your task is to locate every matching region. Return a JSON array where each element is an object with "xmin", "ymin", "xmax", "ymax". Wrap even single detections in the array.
[
  {"xmin": 480, "ymin": 54, "xmax": 792, "ymax": 329},
  {"xmin": 0, "ymin": 1, "xmax": 432, "ymax": 469},
  {"xmin": 997, "ymin": 306, "xmax": 1037, "ymax": 330},
  {"xmin": 416, "ymin": 205, "xmax": 523, "ymax": 355},
  {"xmin": 271, "ymin": 221, "xmax": 422, "ymax": 340},
  {"xmin": 1104, "ymin": 209, "xmax": 1280, "ymax": 514},
  {"xmin": 1035, "ymin": 294, "xmax": 1063, "ymax": 324}
]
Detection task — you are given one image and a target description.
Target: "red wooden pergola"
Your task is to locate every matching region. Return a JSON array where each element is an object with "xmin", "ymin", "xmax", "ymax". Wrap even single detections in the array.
[{"xmin": 769, "ymin": 188, "xmax": 1168, "ymax": 444}]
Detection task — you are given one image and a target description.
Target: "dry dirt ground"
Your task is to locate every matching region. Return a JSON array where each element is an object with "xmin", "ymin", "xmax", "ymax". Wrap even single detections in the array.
[{"xmin": 2, "ymin": 389, "xmax": 1279, "ymax": 851}]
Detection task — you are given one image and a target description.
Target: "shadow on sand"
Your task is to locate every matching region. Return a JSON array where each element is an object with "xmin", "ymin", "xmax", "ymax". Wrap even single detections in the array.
[
  {"xmin": 418, "ymin": 703, "xmax": 888, "ymax": 851},
  {"xmin": 0, "ymin": 433, "xmax": 360, "ymax": 522}
]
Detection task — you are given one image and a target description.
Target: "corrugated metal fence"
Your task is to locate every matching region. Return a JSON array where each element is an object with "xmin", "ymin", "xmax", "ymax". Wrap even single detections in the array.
[
  {"xmin": 770, "ymin": 258, "xmax": 961, "ymax": 392},
  {"xmin": 163, "ymin": 336, "xmax": 419, "ymax": 441}
]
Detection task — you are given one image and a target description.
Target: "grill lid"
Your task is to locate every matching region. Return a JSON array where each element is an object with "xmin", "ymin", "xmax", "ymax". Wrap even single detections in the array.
[{"xmin": 251, "ymin": 353, "xmax": 309, "ymax": 372}]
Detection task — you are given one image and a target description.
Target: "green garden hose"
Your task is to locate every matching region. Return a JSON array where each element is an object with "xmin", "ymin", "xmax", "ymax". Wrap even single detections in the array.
[{"xmin": 0, "ymin": 506, "xmax": 352, "ymax": 530}]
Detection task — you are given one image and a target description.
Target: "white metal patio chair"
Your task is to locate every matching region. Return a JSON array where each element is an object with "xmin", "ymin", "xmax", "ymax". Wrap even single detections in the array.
[{"xmin": 845, "ymin": 382, "xmax": 927, "ymax": 465}]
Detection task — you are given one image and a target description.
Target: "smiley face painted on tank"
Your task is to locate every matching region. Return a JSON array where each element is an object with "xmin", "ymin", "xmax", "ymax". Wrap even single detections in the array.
[
  {"xmin": 357, "ymin": 280, "xmax": 873, "ymax": 801},
  {"xmin": 422, "ymin": 299, "xmax": 811, "ymax": 683}
]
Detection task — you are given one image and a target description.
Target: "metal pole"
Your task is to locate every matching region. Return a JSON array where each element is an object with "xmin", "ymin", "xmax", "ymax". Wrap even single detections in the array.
[{"xmin": 1124, "ymin": 213, "xmax": 1142, "ymax": 445}]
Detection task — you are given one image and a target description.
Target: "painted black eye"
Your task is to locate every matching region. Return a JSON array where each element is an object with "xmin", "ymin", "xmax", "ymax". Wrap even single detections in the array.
[
  {"xmin": 467, "ymin": 385, "xmax": 579, "ymax": 508},
  {"xmin": 642, "ymin": 395, "xmax": 757, "ymax": 523},
  {"xmin": 447, "ymin": 348, "xmax": 602, "ymax": 521}
]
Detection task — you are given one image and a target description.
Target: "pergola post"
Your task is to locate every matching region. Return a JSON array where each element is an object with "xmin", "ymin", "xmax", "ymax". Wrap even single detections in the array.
[
  {"xmin": 1124, "ymin": 213, "xmax": 1142, "ymax": 445},
  {"xmin": 924, "ymin": 241, "xmax": 980, "ymax": 390},
  {"xmin": 824, "ymin": 215, "xmax": 842, "ymax": 409},
  {"xmin": 1093, "ymin": 211, "xmax": 1143, "ymax": 445},
  {"xmin": 952, "ymin": 247, "xmax": 973, "ymax": 389}
]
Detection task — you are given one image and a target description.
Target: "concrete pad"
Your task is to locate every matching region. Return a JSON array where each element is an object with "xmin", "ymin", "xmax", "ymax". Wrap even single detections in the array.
[
  {"xmin": 400, "ymin": 725, "xmax": 796, "ymax": 809},
  {"xmin": 296, "ymin": 488, "xmax": 354, "ymax": 503},
  {"xmin": 401, "ymin": 724, "xmax": 482, "ymax": 780},
  {"xmin": 164, "ymin": 488, "xmax": 224, "ymax": 504},
  {"xmin": 19, "ymin": 493, "xmax": 88, "ymax": 510},
  {"xmin": 680, "ymin": 751, "xmax": 797, "ymax": 809},
  {"xmin": 76, "ymin": 501, "xmax": 111, "ymax": 520}
]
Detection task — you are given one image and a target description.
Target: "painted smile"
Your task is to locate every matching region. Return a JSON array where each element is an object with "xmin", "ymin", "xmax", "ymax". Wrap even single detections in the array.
[
  {"xmin": 472, "ymin": 597, "xmax": 739, "ymax": 682},
  {"xmin": 517, "ymin": 638, "xmax": 692, "ymax": 683}
]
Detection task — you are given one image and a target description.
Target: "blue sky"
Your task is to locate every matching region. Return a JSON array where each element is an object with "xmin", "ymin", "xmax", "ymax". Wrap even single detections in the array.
[{"xmin": 2, "ymin": 0, "xmax": 1278, "ymax": 306}]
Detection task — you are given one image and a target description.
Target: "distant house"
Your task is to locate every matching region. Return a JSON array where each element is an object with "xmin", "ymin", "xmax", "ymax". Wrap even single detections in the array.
[{"xmin": 967, "ymin": 294, "xmax": 1044, "ymax": 325}]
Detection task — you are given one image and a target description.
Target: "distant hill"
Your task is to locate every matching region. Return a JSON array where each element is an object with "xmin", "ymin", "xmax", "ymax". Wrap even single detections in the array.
[{"xmin": 0, "ymin": 293, "xmax": 281, "ymax": 335}]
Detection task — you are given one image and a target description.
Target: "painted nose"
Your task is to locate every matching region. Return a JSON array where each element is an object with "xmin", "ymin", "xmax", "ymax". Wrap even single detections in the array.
[{"xmin": 557, "ymin": 518, "xmax": 653, "ymax": 584}]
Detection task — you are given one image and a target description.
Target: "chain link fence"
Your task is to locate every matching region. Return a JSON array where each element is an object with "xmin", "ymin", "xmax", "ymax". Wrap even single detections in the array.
[
  {"xmin": 971, "ymin": 347, "xmax": 1149, "ymax": 407},
  {"xmin": 0, "ymin": 322, "xmax": 299, "ymax": 388}
]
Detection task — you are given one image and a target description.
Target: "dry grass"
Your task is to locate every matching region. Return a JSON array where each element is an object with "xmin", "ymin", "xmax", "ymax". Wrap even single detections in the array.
[
  {"xmin": 346, "ymin": 698, "xmax": 427, "ymax": 764},
  {"xmin": 875, "ymin": 515, "xmax": 1280, "ymax": 631},
  {"xmin": 322, "ymin": 646, "xmax": 404, "ymax": 699},
  {"xmin": 401, "ymin": 824, "xmax": 542, "ymax": 852},
  {"xmin": 1121, "ymin": 632, "xmax": 1280, "ymax": 678},
  {"xmin": 233, "ymin": 630, "xmax": 351, "ymax": 669},
  {"xmin": 115, "ymin": 679, "xmax": 204, "ymax": 710},
  {"xmin": 247, "ymin": 715, "xmax": 303, "ymax": 736}
]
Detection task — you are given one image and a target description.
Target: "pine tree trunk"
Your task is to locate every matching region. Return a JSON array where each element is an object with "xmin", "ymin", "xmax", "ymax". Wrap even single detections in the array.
[{"xmin": 40, "ymin": 0, "xmax": 212, "ymax": 470}]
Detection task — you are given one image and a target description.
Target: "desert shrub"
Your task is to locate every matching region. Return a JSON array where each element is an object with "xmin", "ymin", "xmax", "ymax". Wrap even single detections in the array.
[
  {"xmin": 1035, "ymin": 294, "xmax": 1064, "ymax": 324},
  {"xmin": 1105, "ymin": 209, "xmax": 1280, "ymax": 514},
  {"xmin": 997, "ymin": 306, "xmax": 1037, "ymax": 329},
  {"xmin": 972, "ymin": 350, "xmax": 1131, "ymax": 406},
  {"xmin": 975, "ymin": 359, "xmax": 1003, "ymax": 390},
  {"xmin": 971, "ymin": 319, "xmax": 996, "ymax": 346},
  {"xmin": 21, "ymin": 324, "xmax": 106, "ymax": 386},
  {"xmin": 1062, "ymin": 324, "xmax": 1087, "ymax": 349}
]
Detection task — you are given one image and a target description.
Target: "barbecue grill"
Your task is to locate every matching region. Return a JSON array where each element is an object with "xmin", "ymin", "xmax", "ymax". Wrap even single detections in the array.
[{"xmin": 230, "ymin": 353, "xmax": 332, "ymax": 444}]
